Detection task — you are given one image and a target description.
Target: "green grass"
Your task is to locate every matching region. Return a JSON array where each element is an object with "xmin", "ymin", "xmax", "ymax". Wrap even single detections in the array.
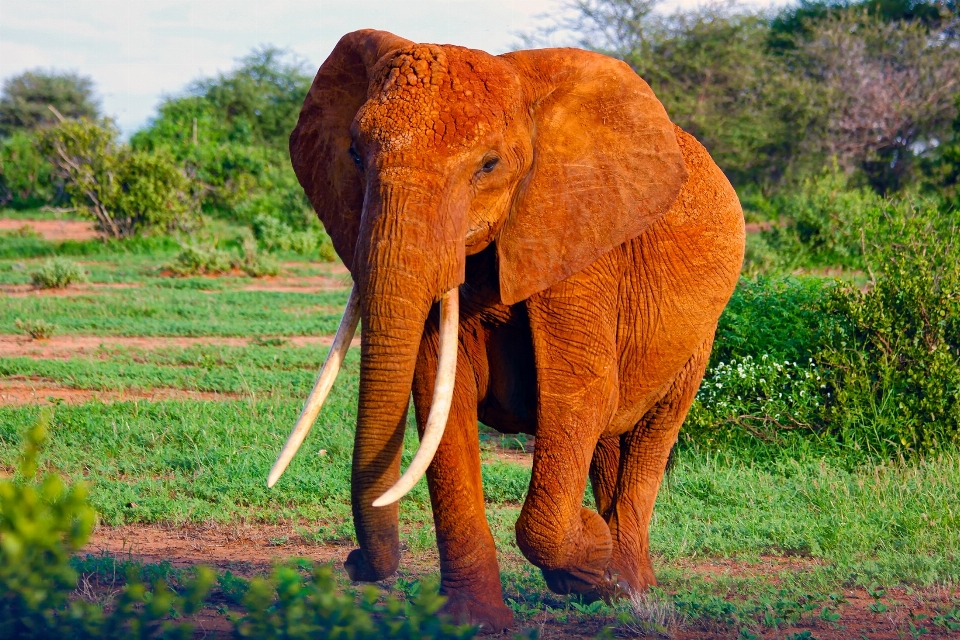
[{"xmin": 0, "ymin": 287, "xmax": 349, "ymax": 336}]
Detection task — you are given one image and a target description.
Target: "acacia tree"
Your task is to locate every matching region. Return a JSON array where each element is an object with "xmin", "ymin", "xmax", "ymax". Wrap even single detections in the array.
[{"xmin": 0, "ymin": 70, "xmax": 99, "ymax": 137}]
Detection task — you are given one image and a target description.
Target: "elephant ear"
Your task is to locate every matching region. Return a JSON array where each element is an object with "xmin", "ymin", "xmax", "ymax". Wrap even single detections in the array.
[
  {"xmin": 497, "ymin": 48, "xmax": 688, "ymax": 305},
  {"xmin": 289, "ymin": 29, "xmax": 412, "ymax": 272}
]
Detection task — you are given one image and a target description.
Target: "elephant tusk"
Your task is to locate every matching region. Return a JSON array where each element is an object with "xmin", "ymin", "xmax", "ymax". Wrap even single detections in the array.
[
  {"xmin": 267, "ymin": 285, "xmax": 360, "ymax": 488},
  {"xmin": 372, "ymin": 288, "xmax": 459, "ymax": 507}
]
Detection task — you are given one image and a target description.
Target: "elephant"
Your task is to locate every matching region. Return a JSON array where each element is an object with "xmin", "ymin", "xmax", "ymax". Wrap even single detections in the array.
[{"xmin": 267, "ymin": 29, "xmax": 745, "ymax": 631}]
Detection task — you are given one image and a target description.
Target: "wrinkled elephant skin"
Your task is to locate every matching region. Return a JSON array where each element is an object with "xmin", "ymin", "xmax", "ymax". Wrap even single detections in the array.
[{"xmin": 287, "ymin": 29, "xmax": 745, "ymax": 632}]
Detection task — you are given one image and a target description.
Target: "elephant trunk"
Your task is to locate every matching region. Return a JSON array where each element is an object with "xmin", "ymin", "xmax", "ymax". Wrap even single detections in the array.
[{"xmin": 346, "ymin": 178, "xmax": 464, "ymax": 581}]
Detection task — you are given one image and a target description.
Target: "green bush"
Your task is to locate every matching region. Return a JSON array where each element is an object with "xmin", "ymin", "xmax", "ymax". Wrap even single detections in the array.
[
  {"xmin": 234, "ymin": 565, "xmax": 476, "ymax": 640},
  {"xmin": 164, "ymin": 242, "xmax": 233, "ymax": 276},
  {"xmin": 711, "ymin": 276, "xmax": 835, "ymax": 367},
  {"xmin": 761, "ymin": 168, "xmax": 885, "ymax": 270},
  {"xmin": 820, "ymin": 200, "xmax": 960, "ymax": 454},
  {"xmin": 165, "ymin": 233, "xmax": 279, "ymax": 278},
  {"xmin": 252, "ymin": 213, "xmax": 336, "ymax": 260},
  {"xmin": 30, "ymin": 257, "xmax": 87, "ymax": 289},
  {"xmin": 0, "ymin": 131, "xmax": 59, "ymax": 208},
  {"xmin": 0, "ymin": 417, "xmax": 215, "ymax": 639},
  {"xmin": 687, "ymin": 355, "xmax": 826, "ymax": 446},
  {"xmin": 39, "ymin": 118, "xmax": 197, "ymax": 238}
]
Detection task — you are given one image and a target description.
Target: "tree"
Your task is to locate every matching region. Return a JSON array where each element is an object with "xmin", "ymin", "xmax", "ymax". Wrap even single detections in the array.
[
  {"xmin": 40, "ymin": 118, "xmax": 196, "ymax": 238},
  {"xmin": 131, "ymin": 46, "xmax": 313, "ymax": 226},
  {"xmin": 529, "ymin": 1, "xmax": 821, "ymax": 190},
  {"xmin": 797, "ymin": 10, "xmax": 960, "ymax": 192},
  {"xmin": 0, "ymin": 70, "xmax": 99, "ymax": 137}
]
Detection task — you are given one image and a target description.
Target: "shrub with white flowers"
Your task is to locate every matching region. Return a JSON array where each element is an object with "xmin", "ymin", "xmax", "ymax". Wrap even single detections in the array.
[{"xmin": 688, "ymin": 355, "xmax": 827, "ymax": 443}]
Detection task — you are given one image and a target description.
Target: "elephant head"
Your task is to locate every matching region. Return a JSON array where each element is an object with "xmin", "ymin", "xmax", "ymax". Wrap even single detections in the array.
[{"xmin": 268, "ymin": 29, "xmax": 688, "ymax": 581}]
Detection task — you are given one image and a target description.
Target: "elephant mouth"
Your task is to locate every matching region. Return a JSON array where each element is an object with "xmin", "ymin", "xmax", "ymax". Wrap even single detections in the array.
[{"xmin": 267, "ymin": 284, "xmax": 460, "ymax": 507}]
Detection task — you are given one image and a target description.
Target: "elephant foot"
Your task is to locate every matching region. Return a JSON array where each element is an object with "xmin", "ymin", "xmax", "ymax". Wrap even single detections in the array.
[
  {"xmin": 579, "ymin": 551, "xmax": 657, "ymax": 603},
  {"xmin": 344, "ymin": 548, "xmax": 398, "ymax": 582},
  {"xmin": 439, "ymin": 591, "xmax": 514, "ymax": 634},
  {"xmin": 537, "ymin": 509, "xmax": 613, "ymax": 596}
]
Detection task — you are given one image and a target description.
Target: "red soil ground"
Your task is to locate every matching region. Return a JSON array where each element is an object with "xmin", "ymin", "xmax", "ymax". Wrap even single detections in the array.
[
  {"xmin": 0, "ymin": 333, "xmax": 358, "ymax": 361},
  {"xmin": 0, "ymin": 218, "xmax": 99, "ymax": 241}
]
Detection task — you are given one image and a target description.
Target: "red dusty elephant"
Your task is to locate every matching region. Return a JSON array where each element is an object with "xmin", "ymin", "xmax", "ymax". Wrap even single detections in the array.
[{"xmin": 268, "ymin": 29, "xmax": 745, "ymax": 632}]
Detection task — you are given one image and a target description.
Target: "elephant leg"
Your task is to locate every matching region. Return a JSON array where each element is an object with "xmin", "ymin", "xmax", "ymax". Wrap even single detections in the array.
[
  {"xmin": 602, "ymin": 336, "xmax": 713, "ymax": 596},
  {"xmin": 517, "ymin": 266, "xmax": 620, "ymax": 595},
  {"xmin": 411, "ymin": 314, "xmax": 513, "ymax": 632}
]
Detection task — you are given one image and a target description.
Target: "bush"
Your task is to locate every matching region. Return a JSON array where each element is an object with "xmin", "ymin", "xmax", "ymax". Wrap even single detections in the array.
[
  {"xmin": 39, "ymin": 118, "xmax": 197, "ymax": 238},
  {"xmin": 0, "ymin": 131, "xmax": 59, "ymax": 208},
  {"xmin": 820, "ymin": 200, "xmax": 960, "ymax": 454},
  {"xmin": 30, "ymin": 257, "xmax": 87, "ymax": 289},
  {"xmin": 164, "ymin": 233, "xmax": 279, "ymax": 278},
  {"xmin": 252, "ymin": 213, "xmax": 336, "ymax": 260},
  {"xmin": 760, "ymin": 168, "xmax": 885, "ymax": 270},
  {"xmin": 0, "ymin": 419, "xmax": 477, "ymax": 639},
  {"xmin": 0, "ymin": 416, "xmax": 215, "ymax": 639},
  {"xmin": 14, "ymin": 318, "xmax": 57, "ymax": 340},
  {"xmin": 164, "ymin": 242, "xmax": 233, "ymax": 276},
  {"xmin": 687, "ymin": 355, "xmax": 827, "ymax": 446},
  {"xmin": 712, "ymin": 276, "xmax": 835, "ymax": 367},
  {"xmin": 234, "ymin": 565, "xmax": 476, "ymax": 640}
]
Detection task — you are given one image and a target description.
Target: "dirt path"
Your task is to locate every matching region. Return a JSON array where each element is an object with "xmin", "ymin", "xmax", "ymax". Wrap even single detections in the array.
[
  {"xmin": 1, "ymin": 282, "xmax": 141, "ymax": 297},
  {"xmin": 0, "ymin": 218, "xmax": 99, "ymax": 241},
  {"xmin": 83, "ymin": 522, "xmax": 353, "ymax": 571},
  {"xmin": 0, "ymin": 333, "xmax": 360, "ymax": 360},
  {"xmin": 0, "ymin": 380, "xmax": 244, "ymax": 406}
]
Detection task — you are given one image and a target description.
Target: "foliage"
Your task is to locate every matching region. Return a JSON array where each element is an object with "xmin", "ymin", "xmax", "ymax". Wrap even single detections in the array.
[
  {"xmin": 820, "ymin": 201, "xmax": 960, "ymax": 453},
  {"xmin": 130, "ymin": 47, "xmax": 313, "ymax": 225},
  {"xmin": 30, "ymin": 257, "xmax": 87, "ymax": 289},
  {"xmin": 794, "ymin": 9, "xmax": 960, "ymax": 192},
  {"xmin": 760, "ymin": 167, "xmax": 884, "ymax": 269},
  {"xmin": 252, "ymin": 213, "xmax": 336, "ymax": 260},
  {"xmin": 528, "ymin": 1, "xmax": 960, "ymax": 194},
  {"xmin": 688, "ymin": 355, "xmax": 827, "ymax": 444},
  {"xmin": 14, "ymin": 318, "xmax": 58, "ymax": 341},
  {"xmin": 234, "ymin": 564, "xmax": 476, "ymax": 639},
  {"xmin": 711, "ymin": 276, "xmax": 835, "ymax": 366},
  {"xmin": 0, "ymin": 419, "xmax": 479, "ymax": 638},
  {"xmin": 0, "ymin": 416, "xmax": 215, "ymax": 639},
  {"xmin": 0, "ymin": 131, "xmax": 59, "ymax": 208},
  {"xmin": 39, "ymin": 118, "xmax": 197, "ymax": 238},
  {"xmin": 924, "ymin": 94, "xmax": 960, "ymax": 206},
  {"xmin": 0, "ymin": 70, "xmax": 99, "ymax": 137},
  {"xmin": 164, "ymin": 233, "xmax": 280, "ymax": 277},
  {"xmin": 164, "ymin": 241, "xmax": 234, "ymax": 276}
]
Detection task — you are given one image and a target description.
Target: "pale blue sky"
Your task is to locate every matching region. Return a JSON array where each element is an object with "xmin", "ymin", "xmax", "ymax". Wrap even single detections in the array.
[{"xmin": 1, "ymin": 0, "xmax": 786, "ymax": 136}]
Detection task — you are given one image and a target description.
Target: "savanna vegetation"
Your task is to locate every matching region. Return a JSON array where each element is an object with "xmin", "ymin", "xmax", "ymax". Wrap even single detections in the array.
[{"xmin": 1, "ymin": 0, "xmax": 959, "ymax": 637}]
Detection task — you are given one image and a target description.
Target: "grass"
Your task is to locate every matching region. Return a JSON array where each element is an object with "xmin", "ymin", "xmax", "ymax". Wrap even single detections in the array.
[
  {"xmin": 0, "ymin": 287, "xmax": 349, "ymax": 336},
  {"xmin": 2, "ymin": 220, "xmax": 959, "ymax": 636}
]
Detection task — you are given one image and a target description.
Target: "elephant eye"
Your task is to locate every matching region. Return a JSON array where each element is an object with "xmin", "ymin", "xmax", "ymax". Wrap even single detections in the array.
[
  {"xmin": 480, "ymin": 156, "xmax": 499, "ymax": 174},
  {"xmin": 348, "ymin": 146, "xmax": 363, "ymax": 171}
]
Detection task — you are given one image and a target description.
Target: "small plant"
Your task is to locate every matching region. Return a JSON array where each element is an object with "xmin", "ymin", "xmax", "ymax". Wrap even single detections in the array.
[
  {"xmin": 29, "ymin": 257, "xmax": 87, "ymax": 289},
  {"xmin": 620, "ymin": 590, "xmax": 684, "ymax": 638},
  {"xmin": 237, "ymin": 229, "xmax": 280, "ymax": 277},
  {"xmin": 14, "ymin": 317, "xmax": 58, "ymax": 340}
]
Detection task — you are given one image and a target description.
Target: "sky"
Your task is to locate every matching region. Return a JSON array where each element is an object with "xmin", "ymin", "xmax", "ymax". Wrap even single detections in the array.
[{"xmin": 1, "ymin": 0, "xmax": 787, "ymax": 136}]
